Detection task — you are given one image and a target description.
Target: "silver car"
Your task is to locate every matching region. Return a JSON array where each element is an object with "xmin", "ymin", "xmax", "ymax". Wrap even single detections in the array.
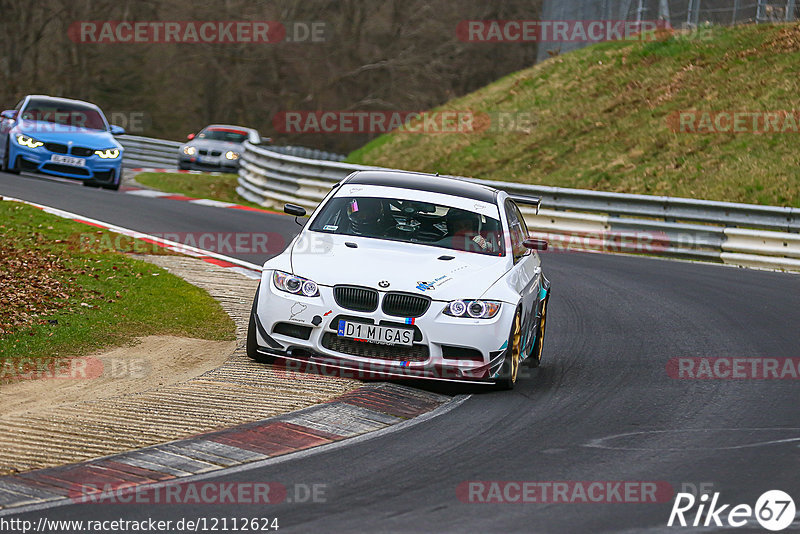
[{"xmin": 178, "ymin": 124, "xmax": 262, "ymax": 172}]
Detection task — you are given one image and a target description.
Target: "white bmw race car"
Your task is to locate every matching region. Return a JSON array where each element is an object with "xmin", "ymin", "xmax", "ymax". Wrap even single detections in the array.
[{"xmin": 246, "ymin": 170, "xmax": 550, "ymax": 389}]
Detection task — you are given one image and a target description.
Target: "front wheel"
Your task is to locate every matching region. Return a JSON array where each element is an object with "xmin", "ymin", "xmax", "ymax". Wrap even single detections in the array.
[
  {"xmin": 528, "ymin": 294, "xmax": 549, "ymax": 369},
  {"xmin": 246, "ymin": 288, "xmax": 274, "ymax": 364},
  {"xmin": 495, "ymin": 308, "xmax": 522, "ymax": 390},
  {"xmin": 2, "ymin": 142, "xmax": 20, "ymax": 174},
  {"xmin": 83, "ymin": 179, "xmax": 100, "ymax": 188}
]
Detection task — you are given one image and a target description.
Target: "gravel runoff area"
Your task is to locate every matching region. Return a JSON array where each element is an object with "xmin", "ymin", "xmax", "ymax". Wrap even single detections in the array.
[{"xmin": 0, "ymin": 255, "xmax": 360, "ymax": 475}]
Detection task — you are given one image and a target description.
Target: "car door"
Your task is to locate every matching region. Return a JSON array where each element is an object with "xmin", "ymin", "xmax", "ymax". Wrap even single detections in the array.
[{"xmin": 504, "ymin": 199, "xmax": 541, "ymax": 358}]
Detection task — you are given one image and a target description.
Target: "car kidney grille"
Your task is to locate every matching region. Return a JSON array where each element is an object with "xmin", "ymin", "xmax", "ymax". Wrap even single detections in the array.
[
  {"xmin": 210, "ymin": 150, "xmax": 222, "ymax": 156},
  {"xmin": 333, "ymin": 286, "xmax": 379, "ymax": 312},
  {"xmin": 44, "ymin": 142, "xmax": 68, "ymax": 154},
  {"xmin": 382, "ymin": 293, "xmax": 431, "ymax": 318},
  {"xmin": 321, "ymin": 333, "xmax": 428, "ymax": 362},
  {"xmin": 70, "ymin": 146, "xmax": 94, "ymax": 157},
  {"xmin": 199, "ymin": 149, "xmax": 208, "ymax": 155}
]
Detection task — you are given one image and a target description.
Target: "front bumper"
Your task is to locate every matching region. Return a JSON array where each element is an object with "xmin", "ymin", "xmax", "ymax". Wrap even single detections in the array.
[
  {"xmin": 11, "ymin": 143, "xmax": 121, "ymax": 182},
  {"xmin": 252, "ymin": 273, "xmax": 515, "ymax": 383},
  {"xmin": 179, "ymin": 155, "xmax": 239, "ymax": 172}
]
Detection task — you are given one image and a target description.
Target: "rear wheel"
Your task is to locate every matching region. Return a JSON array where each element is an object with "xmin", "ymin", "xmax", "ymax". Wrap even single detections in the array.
[{"xmin": 495, "ymin": 308, "xmax": 522, "ymax": 390}]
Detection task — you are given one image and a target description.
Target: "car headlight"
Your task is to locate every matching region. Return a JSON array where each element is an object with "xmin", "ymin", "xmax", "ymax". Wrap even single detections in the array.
[
  {"xmin": 15, "ymin": 134, "xmax": 44, "ymax": 148},
  {"xmin": 183, "ymin": 146, "xmax": 196, "ymax": 156},
  {"xmin": 443, "ymin": 299, "xmax": 501, "ymax": 319},
  {"xmin": 273, "ymin": 270, "xmax": 320, "ymax": 297},
  {"xmin": 94, "ymin": 148, "xmax": 120, "ymax": 159},
  {"xmin": 225, "ymin": 151, "xmax": 239, "ymax": 160}
]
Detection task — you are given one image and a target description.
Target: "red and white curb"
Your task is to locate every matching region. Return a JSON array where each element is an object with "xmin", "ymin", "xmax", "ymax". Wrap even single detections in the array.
[
  {"xmin": 129, "ymin": 167, "xmax": 222, "ymax": 175},
  {"xmin": 0, "ymin": 195, "xmax": 263, "ymax": 280},
  {"xmin": 123, "ymin": 187, "xmax": 278, "ymax": 215},
  {"xmin": 0, "ymin": 383, "xmax": 458, "ymax": 512}
]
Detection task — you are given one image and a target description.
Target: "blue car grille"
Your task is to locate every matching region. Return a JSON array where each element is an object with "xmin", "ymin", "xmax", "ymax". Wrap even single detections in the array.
[
  {"xmin": 44, "ymin": 142, "xmax": 68, "ymax": 154},
  {"xmin": 70, "ymin": 146, "xmax": 94, "ymax": 157}
]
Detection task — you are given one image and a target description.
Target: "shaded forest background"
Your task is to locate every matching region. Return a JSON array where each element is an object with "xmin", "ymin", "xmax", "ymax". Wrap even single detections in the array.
[{"xmin": 0, "ymin": 0, "xmax": 541, "ymax": 152}]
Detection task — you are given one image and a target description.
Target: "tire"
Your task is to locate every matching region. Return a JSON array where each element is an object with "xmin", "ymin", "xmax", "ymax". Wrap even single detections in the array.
[
  {"xmin": 246, "ymin": 288, "xmax": 274, "ymax": 364},
  {"xmin": 528, "ymin": 294, "xmax": 549, "ymax": 369},
  {"xmin": 2, "ymin": 142, "xmax": 20, "ymax": 174},
  {"xmin": 102, "ymin": 182, "xmax": 120, "ymax": 191},
  {"xmin": 82, "ymin": 179, "xmax": 100, "ymax": 187},
  {"xmin": 495, "ymin": 307, "xmax": 522, "ymax": 390},
  {"xmin": 178, "ymin": 162, "xmax": 190, "ymax": 170}
]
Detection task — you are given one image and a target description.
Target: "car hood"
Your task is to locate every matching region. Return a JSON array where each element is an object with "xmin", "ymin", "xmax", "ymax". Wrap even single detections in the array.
[
  {"xmin": 17, "ymin": 120, "xmax": 120, "ymax": 148},
  {"xmin": 185, "ymin": 139, "xmax": 242, "ymax": 151},
  {"xmin": 288, "ymin": 232, "xmax": 510, "ymax": 301}
]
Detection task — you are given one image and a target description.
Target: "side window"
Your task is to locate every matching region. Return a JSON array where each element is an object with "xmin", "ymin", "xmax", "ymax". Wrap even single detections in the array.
[{"xmin": 505, "ymin": 200, "xmax": 528, "ymax": 262}]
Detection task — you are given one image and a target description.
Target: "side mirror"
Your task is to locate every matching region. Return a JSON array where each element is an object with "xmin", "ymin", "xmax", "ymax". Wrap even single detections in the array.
[
  {"xmin": 1, "ymin": 110, "xmax": 17, "ymax": 120},
  {"xmin": 284, "ymin": 203, "xmax": 307, "ymax": 217},
  {"xmin": 109, "ymin": 124, "xmax": 125, "ymax": 135},
  {"xmin": 523, "ymin": 238, "xmax": 548, "ymax": 251},
  {"xmin": 187, "ymin": 133, "xmax": 195, "ymax": 141}
]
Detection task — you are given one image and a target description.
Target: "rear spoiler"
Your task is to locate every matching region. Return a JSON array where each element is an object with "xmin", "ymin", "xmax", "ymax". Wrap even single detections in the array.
[{"xmin": 509, "ymin": 194, "xmax": 541, "ymax": 214}]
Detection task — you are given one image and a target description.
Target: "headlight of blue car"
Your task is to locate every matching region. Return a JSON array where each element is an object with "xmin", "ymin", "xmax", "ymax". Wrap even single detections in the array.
[
  {"xmin": 444, "ymin": 300, "xmax": 502, "ymax": 319},
  {"xmin": 273, "ymin": 270, "xmax": 320, "ymax": 297},
  {"xmin": 15, "ymin": 134, "xmax": 44, "ymax": 148},
  {"xmin": 94, "ymin": 148, "xmax": 121, "ymax": 159}
]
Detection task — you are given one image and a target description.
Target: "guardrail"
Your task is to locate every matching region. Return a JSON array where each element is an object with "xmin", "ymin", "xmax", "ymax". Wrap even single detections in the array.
[
  {"xmin": 237, "ymin": 141, "xmax": 800, "ymax": 272},
  {"xmin": 118, "ymin": 135, "xmax": 345, "ymax": 171},
  {"xmin": 118, "ymin": 135, "xmax": 181, "ymax": 169}
]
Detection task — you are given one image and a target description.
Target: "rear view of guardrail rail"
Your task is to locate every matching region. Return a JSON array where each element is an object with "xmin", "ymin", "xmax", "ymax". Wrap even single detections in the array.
[
  {"xmin": 118, "ymin": 135, "xmax": 345, "ymax": 171},
  {"xmin": 237, "ymin": 141, "xmax": 800, "ymax": 272}
]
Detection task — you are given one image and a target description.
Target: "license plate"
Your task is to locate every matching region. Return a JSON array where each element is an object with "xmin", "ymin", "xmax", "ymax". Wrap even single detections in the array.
[
  {"xmin": 50, "ymin": 154, "xmax": 85, "ymax": 167},
  {"xmin": 337, "ymin": 320, "xmax": 414, "ymax": 346},
  {"xmin": 198, "ymin": 156, "xmax": 217, "ymax": 163}
]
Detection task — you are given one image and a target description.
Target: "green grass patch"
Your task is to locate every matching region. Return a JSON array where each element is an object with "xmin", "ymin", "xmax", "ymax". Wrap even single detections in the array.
[
  {"xmin": 0, "ymin": 201, "xmax": 235, "ymax": 363},
  {"xmin": 348, "ymin": 23, "xmax": 800, "ymax": 207},
  {"xmin": 136, "ymin": 172, "xmax": 266, "ymax": 210}
]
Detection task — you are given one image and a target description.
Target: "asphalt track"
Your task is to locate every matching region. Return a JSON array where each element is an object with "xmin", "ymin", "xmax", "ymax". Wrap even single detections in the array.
[{"xmin": 3, "ymin": 171, "xmax": 800, "ymax": 533}]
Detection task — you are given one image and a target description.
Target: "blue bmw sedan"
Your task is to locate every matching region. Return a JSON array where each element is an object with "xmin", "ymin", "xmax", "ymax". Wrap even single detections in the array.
[{"xmin": 0, "ymin": 95, "xmax": 125, "ymax": 190}]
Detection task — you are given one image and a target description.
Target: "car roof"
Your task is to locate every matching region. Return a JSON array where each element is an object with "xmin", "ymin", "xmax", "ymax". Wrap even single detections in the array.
[
  {"xmin": 202, "ymin": 124, "xmax": 253, "ymax": 132},
  {"xmin": 345, "ymin": 170, "xmax": 499, "ymax": 204},
  {"xmin": 24, "ymin": 95, "xmax": 101, "ymax": 110}
]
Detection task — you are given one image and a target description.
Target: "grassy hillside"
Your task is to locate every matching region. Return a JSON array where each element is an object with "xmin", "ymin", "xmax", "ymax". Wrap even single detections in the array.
[{"xmin": 349, "ymin": 24, "xmax": 800, "ymax": 207}]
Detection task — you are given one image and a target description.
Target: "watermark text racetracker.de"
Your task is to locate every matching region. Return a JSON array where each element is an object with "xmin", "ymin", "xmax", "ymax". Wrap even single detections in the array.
[
  {"xmin": 0, "ymin": 356, "xmax": 149, "ymax": 381},
  {"xmin": 457, "ymin": 20, "xmax": 670, "ymax": 43},
  {"xmin": 77, "ymin": 231, "xmax": 286, "ymax": 256},
  {"xmin": 68, "ymin": 20, "xmax": 328, "ymax": 44},
  {"xmin": 273, "ymin": 110, "xmax": 537, "ymax": 135},
  {"xmin": 68, "ymin": 481, "xmax": 326, "ymax": 505},
  {"xmin": 668, "ymin": 110, "xmax": 800, "ymax": 134},
  {"xmin": 667, "ymin": 357, "xmax": 800, "ymax": 379},
  {"xmin": 457, "ymin": 480, "xmax": 674, "ymax": 503}
]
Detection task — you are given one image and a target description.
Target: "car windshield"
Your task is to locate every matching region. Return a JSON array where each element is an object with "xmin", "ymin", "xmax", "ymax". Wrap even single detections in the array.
[
  {"xmin": 198, "ymin": 128, "xmax": 248, "ymax": 143},
  {"xmin": 309, "ymin": 195, "xmax": 505, "ymax": 256},
  {"xmin": 20, "ymin": 99, "xmax": 107, "ymax": 130}
]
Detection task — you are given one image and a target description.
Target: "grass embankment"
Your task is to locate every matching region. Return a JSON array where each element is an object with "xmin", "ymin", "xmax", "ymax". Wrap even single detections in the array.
[
  {"xmin": 136, "ymin": 172, "xmax": 266, "ymax": 210},
  {"xmin": 348, "ymin": 23, "xmax": 800, "ymax": 207},
  {"xmin": 0, "ymin": 201, "xmax": 235, "ymax": 362}
]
